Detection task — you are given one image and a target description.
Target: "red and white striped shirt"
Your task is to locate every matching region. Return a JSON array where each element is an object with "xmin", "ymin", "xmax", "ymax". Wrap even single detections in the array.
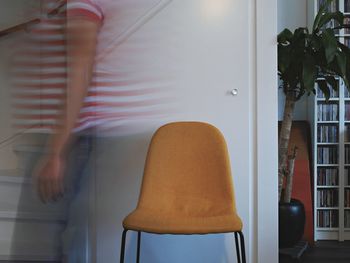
[
  {"xmin": 69, "ymin": 0, "xmax": 174, "ymax": 134},
  {"xmin": 12, "ymin": 0, "xmax": 174, "ymax": 135},
  {"xmin": 11, "ymin": 0, "xmax": 67, "ymax": 133}
]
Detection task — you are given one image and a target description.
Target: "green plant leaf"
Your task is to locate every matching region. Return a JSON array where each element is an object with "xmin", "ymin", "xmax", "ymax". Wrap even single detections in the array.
[
  {"xmin": 293, "ymin": 28, "xmax": 307, "ymax": 41},
  {"xmin": 339, "ymin": 46, "xmax": 350, "ymax": 85},
  {"xmin": 322, "ymin": 28, "xmax": 338, "ymax": 63},
  {"xmin": 336, "ymin": 53, "xmax": 346, "ymax": 78},
  {"xmin": 310, "ymin": 34, "xmax": 321, "ymax": 49},
  {"xmin": 278, "ymin": 43, "xmax": 292, "ymax": 74},
  {"xmin": 317, "ymin": 11, "xmax": 344, "ymax": 30},
  {"xmin": 313, "ymin": 0, "xmax": 335, "ymax": 31},
  {"xmin": 277, "ymin": 0, "xmax": 350, "ymax": 102},
  {"xmin": 317, "ymin": 79, "xmax": 331, "ymax": 100},
  {"xmin": 345, "ymin": 52, "xmax": 350, "ymax": 87},
  {"xmin": 278, "ymin": 29, "xmax": 293, "ymax": 44},
  {"xmin": 325, "ymin": 76, "xmax": 338, "ymax": 93},
  {"xmin": 302, "ymin": 55, "xmax": 317, "ymax": 92}
]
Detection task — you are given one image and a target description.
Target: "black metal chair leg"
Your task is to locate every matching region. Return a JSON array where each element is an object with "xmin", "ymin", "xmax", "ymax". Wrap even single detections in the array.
[
  {"xmin": 120, "ymin": 229, "xmax": 128, "ymax": 263},
  {"xmin": 238, "ymin": 231, "xmax": 246, "ymax": 263},
  {"xmin": 234, "ymin": 232, "xmax": 241, "ymax": 263},
  {"xmin": 136, "ymin": 231, "xmax": 141, "ymax": 263}
]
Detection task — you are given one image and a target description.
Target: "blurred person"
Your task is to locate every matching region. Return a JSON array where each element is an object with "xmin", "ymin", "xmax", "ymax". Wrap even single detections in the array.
[
  {"xmin": 10, "ymin": 0, "xmax": 93, "ymax": 261},
  {"xmin": 18, "ymin": 0, "xmax": 173, "ymax": 262}
]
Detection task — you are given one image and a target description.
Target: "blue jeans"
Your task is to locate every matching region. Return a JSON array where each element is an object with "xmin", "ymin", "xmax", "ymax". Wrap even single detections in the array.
[{"xmin": 61, "ymin": 135, "xmax": 95, "ymax": 263}]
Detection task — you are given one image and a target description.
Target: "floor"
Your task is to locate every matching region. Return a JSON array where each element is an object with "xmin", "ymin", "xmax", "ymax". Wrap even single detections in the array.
[
  {"xmin": 0, "ymin": 261, "xmax": 60, "ymax": 263},
  {"xmin": 1, "ymin": 242, "xmax": 349, "ymax": 263},
  {"xmin": 279, "ymin": 241, "xmax": 350, "ymax": 263}
]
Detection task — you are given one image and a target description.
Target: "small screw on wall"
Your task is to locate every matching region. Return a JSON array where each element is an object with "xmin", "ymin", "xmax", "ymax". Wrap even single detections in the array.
[{"xmin": 231, "ymin": 89, "xmax": 238, "ymax": 96}]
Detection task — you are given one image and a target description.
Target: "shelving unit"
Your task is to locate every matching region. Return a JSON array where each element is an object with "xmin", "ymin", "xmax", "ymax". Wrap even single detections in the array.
[
  {"xmin": 313, "ymin": 79, "xmax": 350, "ymax": 241},
  {"xmin": 311, "ymin": 0, "xmax": 350, "ymax": 242},
  {"xmin": 314, "ymin": 82, "xmax": 335, "ymax": 238}
]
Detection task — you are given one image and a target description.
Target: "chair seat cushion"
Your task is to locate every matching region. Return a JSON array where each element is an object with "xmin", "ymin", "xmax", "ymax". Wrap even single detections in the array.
[{"xmin": 123, "ymin": 209, "xmax": 243, "ymax": 234}]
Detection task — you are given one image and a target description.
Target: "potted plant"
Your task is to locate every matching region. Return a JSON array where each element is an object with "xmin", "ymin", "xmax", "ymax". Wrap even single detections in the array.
[{"xmin": 278, "ymin": 0, "xmax": 350, "ymax": 248}]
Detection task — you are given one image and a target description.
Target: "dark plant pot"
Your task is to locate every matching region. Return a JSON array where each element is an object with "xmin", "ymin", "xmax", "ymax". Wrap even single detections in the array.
[{"xmin": 279, "ymin": 198, "xmax": 306, "ymax": 248}]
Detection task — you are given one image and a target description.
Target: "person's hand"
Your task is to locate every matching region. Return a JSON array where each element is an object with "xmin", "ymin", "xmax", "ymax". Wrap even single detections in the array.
[{"xmin": 35, "ymin": 154, "xmax": 65, "ymax": 203}]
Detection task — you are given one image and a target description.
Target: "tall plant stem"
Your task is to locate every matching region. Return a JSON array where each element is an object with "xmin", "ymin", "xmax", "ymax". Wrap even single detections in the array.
[
  {"xmin": 284, "ymin": 146, "xmax": 298, "ymax": 203},
  {"xmin": 279, "ymin": 91, "xmax": 296, "ymax": 201}
]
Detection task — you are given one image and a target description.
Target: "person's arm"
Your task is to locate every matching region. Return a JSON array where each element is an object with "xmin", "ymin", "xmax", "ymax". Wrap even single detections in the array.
[
  {"xmin": 50, "ymin": 19, "xmax": 100, "ymax": 155},
  {"xmin": 36, "ymin": 18, "xmax": 100, "ymax": 203}
]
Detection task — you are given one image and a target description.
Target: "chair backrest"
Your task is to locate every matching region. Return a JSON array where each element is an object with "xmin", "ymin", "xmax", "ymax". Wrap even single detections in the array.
[{"xmin": 137, "ymin": 122, "xmax": 237, "ymax": 217}]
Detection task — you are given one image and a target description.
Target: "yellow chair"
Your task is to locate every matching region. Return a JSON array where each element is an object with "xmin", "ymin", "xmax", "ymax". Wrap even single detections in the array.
[{"xmin": 120, "ymin": 122, "xmax": 246, "ymax": 263}]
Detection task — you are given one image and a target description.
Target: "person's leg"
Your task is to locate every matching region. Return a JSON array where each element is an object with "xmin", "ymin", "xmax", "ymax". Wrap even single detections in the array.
[{"xmin": 61, "ymin": 135, "xmax": 94, "ymax": 262}]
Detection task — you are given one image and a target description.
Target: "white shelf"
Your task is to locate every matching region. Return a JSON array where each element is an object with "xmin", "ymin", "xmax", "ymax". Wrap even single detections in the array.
[
  {"xmin": 313, "ymin": 0, "xmax": 350, "ymax": 242},
  {"xmin": 317, "ymin": 98, "xmax": 339, "ymax": 101},
  {"xmin": 317, "ymin": 121, "xmax": 339, "ymax": 124},
  {"xmin": 316, "ymin": 228, "xmax": 339, "ymax": 231},
  {"xmin": 316, "ymin": 207, "xmax": 339, "ymax": 210}
]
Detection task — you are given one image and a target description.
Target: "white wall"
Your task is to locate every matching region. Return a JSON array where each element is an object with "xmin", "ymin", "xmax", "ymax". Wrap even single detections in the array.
[
  {"xmin": 0, "ymin": 0, "xmax": 40, "ymax": 170},
  {"xmin": 0, "ymin": 37, "xmax": 18, "ymax": 170},
  {"xmin": 278, "ymin": 0, "xmax": 309, "ymax": 121},
  {"xmin": 278, "ymin": 89, "xmax": 310, "ymax": 120},
  {"xmin": 0, "ymin": 0, "xmax": 278, "ymax": 262},
  {"xmin": 94, "ymin": 0, "xmax": 277, "ymax": 263},
  {"xmin": 0, "ymin": 0, "xmax": 39, "ymax": 31},
  {"xmin": 278, "ymin": 0, "xmax": 307, "ymax": 32}
]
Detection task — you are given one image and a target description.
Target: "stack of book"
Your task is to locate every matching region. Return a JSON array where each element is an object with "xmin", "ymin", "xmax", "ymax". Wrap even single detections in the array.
[
  {"xmin": 345, "ymin": 146, "xmax": 350, "ymax": 164},
  {"xmin": 345, "ymin": 168, "xmax": 350, "ymax": 185},
  {"xmin": 345, "ymin": 16, "xmax": 350, "ymax": 34},
  {"xmin": 317, "ymin": 210, "xmax": 339, "ymax": 228},
  {"xmin": 317, "ymin": 125, "xmax": 338, "ymax": 142},
  {"xmin": 318, "ymin": 0, "xmax": 338, "ymax": 12},
  {"xmin": 317, "ymin": 103, "xmax": 338, "ymax": 121},
  {"xmin": 317, "ymin": 85, "xmax": 338, "ymax": 98},
  {"xmin": 345, "ymin": 125, "xmax": 350, "ymax": 142},
  {"xmin": 345, "ymin": 38, "xmax": 350, "ymax": 49},
  {"xmin": 345, "ymin": 103, "xmax": 350, "ymax": 121},
  {"xmin": 344, "ymin": 189, "xmax": 350, "ymax": 208},
  {"xmin": 345, "ymin": 211, "xmax": 350, "ymax": 228},
  {"xmin": 317, "ymin": 147, "xmax": 338, "ymax": 164},
  {"xmin": 317, "ymin": 168, "xmax": 338, "ymax": 186},
  {"xmin": 345, "ymin": 0, "xmax": 350, "ymax": 12},
  {"xmin": 317, "ymin": 189, "xmax": 339, "ymax": 207},
  {"xmin": 345, "ymin": 87, "xmax": 350, "ymax": 98}
]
